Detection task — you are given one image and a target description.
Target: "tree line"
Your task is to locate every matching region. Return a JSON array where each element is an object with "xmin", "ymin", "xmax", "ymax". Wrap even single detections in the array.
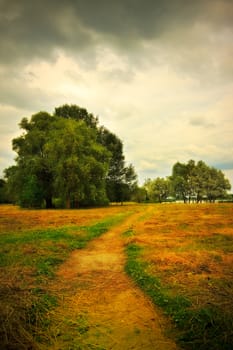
[
  {"xmin": 143, "ymin": 160, "xmax": 231, "ymax": 203},
  {"xmin": 0, "ymin": 105, "xmax": 231, "ymax": 207},
  {"xmin": 2, "ymin": 104, "xmax": 137, "ymax": 208}
]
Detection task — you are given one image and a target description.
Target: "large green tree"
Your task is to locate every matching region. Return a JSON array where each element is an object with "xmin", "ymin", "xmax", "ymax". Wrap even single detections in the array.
[{"xmin": 4, "ymin": 104, "xmax": 137, "ymax": 208}]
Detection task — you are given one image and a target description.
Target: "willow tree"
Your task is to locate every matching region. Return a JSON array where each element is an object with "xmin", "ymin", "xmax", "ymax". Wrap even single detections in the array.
[
  {"xmin": 54, "ymin": 104, "xmax": 138, "ymax": 204},
  {"xmin": 5, "ymin": 112, "xmax": 110, "ymax": 208},
  {"xmin": 46, "ymin": 118, "xmax": 110, "ymax": 208}
]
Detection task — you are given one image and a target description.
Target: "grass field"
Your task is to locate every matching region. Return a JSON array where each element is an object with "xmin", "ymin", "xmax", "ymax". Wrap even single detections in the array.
[
  {"xmin": 0, "ymin": 203, "xmax": 232, "ymax": 349},
  {"xmin": 125, "ymin": 203, "xmax": 233, "ymax": 349},
  {"xmin": 0, "ymin": 204, "xmax": 132, "ymax": 349}
]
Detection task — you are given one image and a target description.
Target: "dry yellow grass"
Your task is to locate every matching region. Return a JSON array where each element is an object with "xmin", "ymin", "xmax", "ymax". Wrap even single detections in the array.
[
  {"xmin": 131, "ymin": 203, "xmax": 233, "ymax": 312},
  {"xmin": 0, "ymin": 204, "xmax": 131, "ymax": 232}
]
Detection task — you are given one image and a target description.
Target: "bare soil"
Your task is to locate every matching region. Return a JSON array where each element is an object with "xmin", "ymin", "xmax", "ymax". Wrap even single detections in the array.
[{"xmin": 50, "ymin": 207, "xmax": 179, "ymax": 349}]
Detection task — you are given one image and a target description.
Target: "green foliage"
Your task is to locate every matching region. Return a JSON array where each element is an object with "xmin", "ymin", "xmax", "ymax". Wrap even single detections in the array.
[
  {"xmin": 46, "ymin": 118, "xmax": 110, "ymax": 208},
  {"xmin": 170, "ymin": 160, "xmax": 231, "ymax": 203},
  {"xmin": 19, "ymin": 174, "xmax": 45, "ymax": 208},
  {"xmin": 4, "ymin": 104, "xmax": 138, "ymax": 208},
  {"xmin": 0, "ymin": 178, "xmax": 8, "ymax": 203},
  {"xmin": 54, "ymin": 104, "xmax": 98, "ymax": 128},
  {"xmin": 142, "ymin": 160, "xmax": 231, "ymax": 203},
  {"xmin": 98, "ymin": 127, "xmax": 138, "ymax": 203},
  {"xmin": 7, "ymin": 112, "xmax": 56, "ymax": 208},
  {"xmin": 131, "ymin": 186, "xmax": 147, "ymax": 203},
  {"xmin": 144, "ymin": 177, "xmax": 171, "ymax": 203}
]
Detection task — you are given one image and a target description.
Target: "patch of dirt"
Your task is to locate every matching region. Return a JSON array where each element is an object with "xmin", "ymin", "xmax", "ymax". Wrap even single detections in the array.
[{"xmin": 50, "ymin": 208, "xmax": 179, "ymax": 349}]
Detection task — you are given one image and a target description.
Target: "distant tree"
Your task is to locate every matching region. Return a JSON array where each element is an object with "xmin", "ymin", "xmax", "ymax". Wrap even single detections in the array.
[
  {"xmin": 131, "ymin": 186, "xmax": 147, "ymax": 203},
  {"xmin": 170, "ymin": 162, "xmax": 188, "ymax": 202},
  {"xmin": 170, "ymin": 160, "xmax": 231, "ymax": 202},
  {"xmin": 144, "ymin": 177, "xmax": 171, "ymax": 203},
  {"xmin": 194, "ymin": 160, "xmax": 211, "ymax": 202},
  {"xmin": 120, "ymin": 164, "xmax": 138, "ymax": 203},
  {"xmin": 205, "ymin": 167, "xmax": 231, "ymax": 202}
]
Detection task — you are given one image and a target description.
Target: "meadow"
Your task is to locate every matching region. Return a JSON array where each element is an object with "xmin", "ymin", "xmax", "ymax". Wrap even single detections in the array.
[
  {"xmin": 125, "ymin": 203, "xmax": 233, "ymax": 349},
  {"xmin": 0, "ymin": 203, "xmax": 232, "ymax": 349}
]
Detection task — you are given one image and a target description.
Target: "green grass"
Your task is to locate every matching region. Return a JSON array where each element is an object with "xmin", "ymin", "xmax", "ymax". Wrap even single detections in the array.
[
  {"xmin": 125, "ymin": 242, "xmax": 233, "ymax": 350},
  {"xmin": 0, "ymin": 212, "xmax": 129, "ymax": 269},
  {"xmin": 125, "ymin": 244, "xmax": 191, "ymax": 319},
  {"xmin": 0, "ymin": 211, "xmax": 130, "ymax": 349},
  {"xmin": 121, "ymin": 227, "xmax": 135, "ymax": 237}
]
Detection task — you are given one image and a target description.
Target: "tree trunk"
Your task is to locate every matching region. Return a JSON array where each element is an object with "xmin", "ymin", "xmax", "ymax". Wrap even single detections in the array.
[
  {"xmin": 45, "ymin": 197, "xmax": 53, "ymax": 209},
  {"xmin": 66, "ymin": 197, "xmax": 71, "ymax": 209},
  {"xmin": 73, "ymin": 199, "xmax": 79, "ymax": 208}
]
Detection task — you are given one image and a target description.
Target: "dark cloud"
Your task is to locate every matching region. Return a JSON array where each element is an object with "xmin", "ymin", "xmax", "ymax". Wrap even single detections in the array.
[
  {"xmin": 0, "ymin": 0, "xmax": 95, "ymax": 64},
  {"xmin": 0, "ymin": 0, "xmax": 232, "ymax": 65}
]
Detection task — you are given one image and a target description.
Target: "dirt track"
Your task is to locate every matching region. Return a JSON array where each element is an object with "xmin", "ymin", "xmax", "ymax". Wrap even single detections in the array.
[{"xmin": 51, "ymin": 207, "xmax": 179, "ymax": 349}]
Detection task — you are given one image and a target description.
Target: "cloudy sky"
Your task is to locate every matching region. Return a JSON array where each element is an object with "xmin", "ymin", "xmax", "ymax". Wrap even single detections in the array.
[{"xmin": 0, "ymin": 0, "xmax": 233, "ymax": 186}]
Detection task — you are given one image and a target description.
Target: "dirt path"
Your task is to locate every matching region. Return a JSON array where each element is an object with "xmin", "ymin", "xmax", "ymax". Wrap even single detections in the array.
[{"xmin": 51, "ymin": 207, "xmax": 179, "ymax": 350}]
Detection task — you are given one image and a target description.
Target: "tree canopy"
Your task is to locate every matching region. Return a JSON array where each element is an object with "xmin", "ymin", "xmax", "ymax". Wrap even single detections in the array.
[
  {"xmin": 143, "ymin": 160, "xmax": 231, "ymax": 203},
  {"xmin": 4, "ymin": 105, "xmax": 137, "ymax": 208},
  {"xmin": 170, "ymin": 160, "xmax": 231, "ymax": 202}
]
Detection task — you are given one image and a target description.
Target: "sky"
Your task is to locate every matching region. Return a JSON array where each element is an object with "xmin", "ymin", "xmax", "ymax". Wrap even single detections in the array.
[{"xmin": 0, "ymin": 0, "xmax": 233, "ymax": 187}]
